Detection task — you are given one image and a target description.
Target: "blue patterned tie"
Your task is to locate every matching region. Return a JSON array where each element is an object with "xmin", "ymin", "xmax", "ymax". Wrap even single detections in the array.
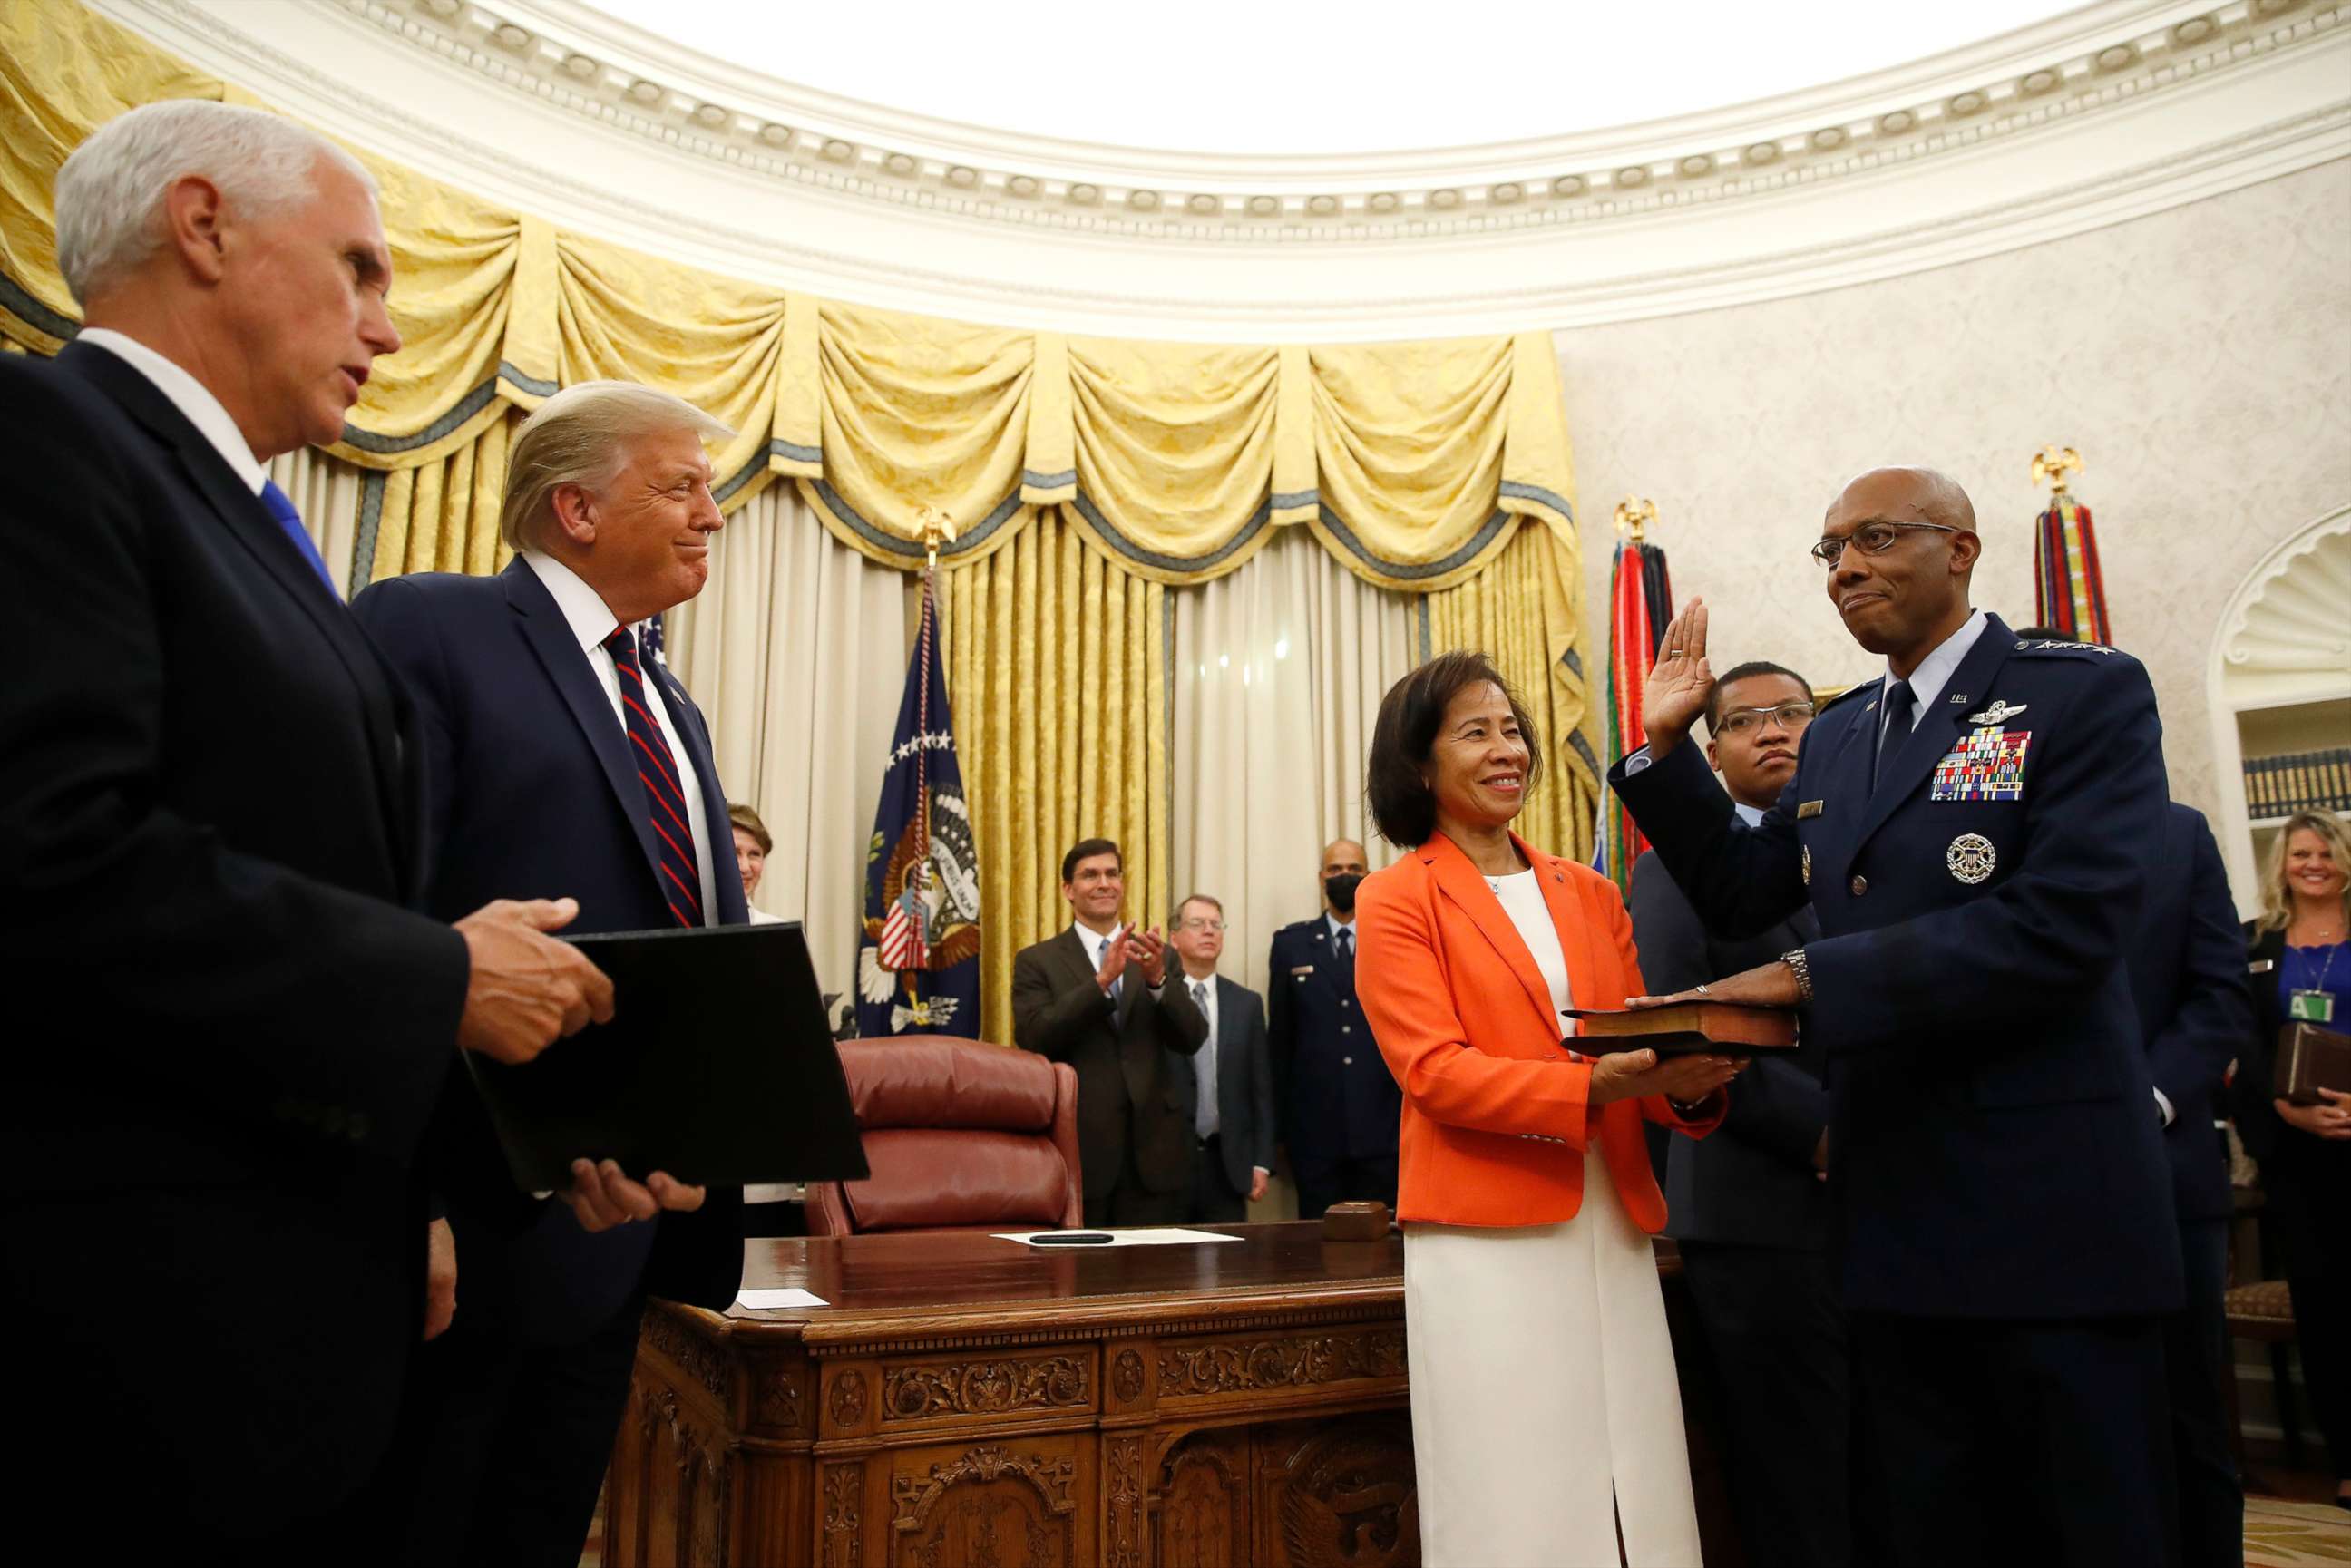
[
  {"xmin": 259, "ymin": 480, "xmax": 338, "ymax": 599},
  {"xmin": 601, "ymin": 626, "xmax": 702, "ymax": 927}
]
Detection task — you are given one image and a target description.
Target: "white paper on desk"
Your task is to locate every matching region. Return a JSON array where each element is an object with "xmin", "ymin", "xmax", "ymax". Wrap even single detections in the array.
[
  {"xmin": 991, "ymin": 1227, "xmax": 1244, "ymax": 1247},
  {"xmin": 733, "ymin": 1288, "xmax": 829, "ymax": 1310}
]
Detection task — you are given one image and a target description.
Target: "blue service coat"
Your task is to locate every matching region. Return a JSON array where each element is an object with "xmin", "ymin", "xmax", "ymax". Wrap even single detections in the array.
[
  {"xmin": 1267, "ymin": 916, "xmax": 1402, "ymax": 1165},
  {"xmin": 1610, "ymin": 615, "xmax": 2181, "ymax": 1320},
  {"xmin": 2125, "ymin": 803, "xmax": 2250, "ymax": 1224}
]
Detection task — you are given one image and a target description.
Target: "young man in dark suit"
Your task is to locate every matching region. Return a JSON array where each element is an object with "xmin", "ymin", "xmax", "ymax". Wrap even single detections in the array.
[
  {"xmin": 1614, "ymin": 467, "xmax": 2183, "ymax": 1567},
  {"xmin": 1166, "ymin": 894, "xmax": 1276, "ymax": 1223},
  {"xmin": 353, "ymin": 380, "xmax": 750, "ymax": 1565},
  {"xmin": 1626, "ymin": 660, "xmax": 1857, "ymax": 1568},
  {"xmin": 0, "ymin": 102, "xmax": 608, "ymax": 1562},
  {"xmin": 1268, "ymin": 839, "xmax": 1403, "ymax": 1217},
  {"xmin": 1010, "ymin": 839, "xmax": 1207, "ymax": 1226}
]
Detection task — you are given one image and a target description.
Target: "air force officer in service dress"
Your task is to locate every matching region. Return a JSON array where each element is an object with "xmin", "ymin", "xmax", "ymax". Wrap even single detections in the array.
[{"xmin": 1611, "ymin": 467, "xmax": 2181, "ymax": 1568}]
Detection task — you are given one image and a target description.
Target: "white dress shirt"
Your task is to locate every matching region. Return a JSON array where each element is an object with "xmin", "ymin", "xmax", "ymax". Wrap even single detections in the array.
[
  {"xmin": 78, "ymin": 327, "xmax": 267, "ymax": 496},
  {"xmin": 1877, "ymin": 608, "xmax": 1989, "ymax": 740},
  {"xmin": 520, "ymin": 550, "xmax": 721, "ymax": 926}
]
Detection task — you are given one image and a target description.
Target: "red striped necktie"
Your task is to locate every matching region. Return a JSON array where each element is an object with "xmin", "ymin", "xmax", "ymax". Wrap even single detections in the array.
[{"xmin": 601, "ymin": 625, "xmax": 702, "ymax": 928}]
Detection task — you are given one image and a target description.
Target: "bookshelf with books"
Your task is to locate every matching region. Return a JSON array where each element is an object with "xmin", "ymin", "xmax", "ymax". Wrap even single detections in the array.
[{"xmin": 2205, "ymin": 511, "xmax": 2351, "ymax": 916}]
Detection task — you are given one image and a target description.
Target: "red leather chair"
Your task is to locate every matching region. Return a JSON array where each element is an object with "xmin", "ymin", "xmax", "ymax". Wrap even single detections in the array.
[{"xmin": 805, "ymin": 1035, "xmax": 1084, "ymax": 1236}]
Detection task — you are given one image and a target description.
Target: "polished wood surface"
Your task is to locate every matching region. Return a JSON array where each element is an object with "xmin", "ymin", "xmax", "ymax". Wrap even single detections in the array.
[{"xmin": 611, "ymin": 1222, "xmax": 1731, "ymax": 1567}]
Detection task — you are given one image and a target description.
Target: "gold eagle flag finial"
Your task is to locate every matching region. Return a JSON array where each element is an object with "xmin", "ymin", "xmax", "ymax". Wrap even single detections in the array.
[
  {"xmin": 1613, "ymin": 497, "xmax": 1657, "ymax": 543},
  {"xmin": 915, "ymin": 504, "xmax": 958, "ymax": 571},
  {"xmin": 2030, "ymin": 445, "xmax": 2083, "ymax": 496}
]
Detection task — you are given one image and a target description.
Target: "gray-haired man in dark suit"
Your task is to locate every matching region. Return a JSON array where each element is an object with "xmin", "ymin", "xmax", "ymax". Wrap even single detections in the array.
[{"xmin": 1167, "ymin": 894, "xmax": 1275, "ymax": 1223}]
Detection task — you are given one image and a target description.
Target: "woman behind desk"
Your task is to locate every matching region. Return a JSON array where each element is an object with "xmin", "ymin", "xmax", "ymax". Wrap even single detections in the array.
[
  {"xmin": 2235, "ymin": 810, "xmax": 2351, "ymax": 1510},
  {"xmin": 1353, "ymin": 653, "xmax": 1744, "ymax": 1567}
]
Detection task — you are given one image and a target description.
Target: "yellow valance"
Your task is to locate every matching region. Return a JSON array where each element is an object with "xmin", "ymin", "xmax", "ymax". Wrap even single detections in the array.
[{"xmin": 0, "ymin": 3, "xmax": 1579, "ymax": 592}]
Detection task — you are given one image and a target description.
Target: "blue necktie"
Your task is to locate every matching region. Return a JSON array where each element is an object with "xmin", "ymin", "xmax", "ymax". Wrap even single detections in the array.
[
  {"xmin": 1872, "ymin": 678, "xmax": 1915, "ymax": 794},
  {"xmin": 259, "ymin": 480, "xmax": 338, "ymax": 599}
]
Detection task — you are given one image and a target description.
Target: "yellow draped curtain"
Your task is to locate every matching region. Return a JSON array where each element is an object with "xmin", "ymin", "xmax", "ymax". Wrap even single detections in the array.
[
  {"xmin": 942, "ymin": 511, "xmax": 1168, "ymax": 1049},
  {"xmin": 1, "ymin": 0, "xmax": 1601, "ymax": 1026},
  {"xmin": 1425, "ymin": 523, "xmax": 1603, "ymax": 863}
]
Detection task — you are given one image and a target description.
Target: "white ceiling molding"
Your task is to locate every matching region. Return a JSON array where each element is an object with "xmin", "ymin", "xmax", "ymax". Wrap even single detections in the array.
[{"xmin": 86, "ymin": 0, "xmax": 2351, "ymax": 338}]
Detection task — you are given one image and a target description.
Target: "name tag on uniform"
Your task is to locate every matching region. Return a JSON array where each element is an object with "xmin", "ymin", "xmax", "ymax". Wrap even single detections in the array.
[
  {"xmin": 1797, "ymin": 800, "xmax": 1824, "ymax": 819},
  {"xmin": 1930, "ymin": 727, "xmax": 2033, "ymax": 802},
  {"xmin": 2249, "ymin": 959, "xmax": 2277, "ymax": 975},
  {"xmin": 1290, "ymin": 965, "xmax": 1315, "ymax": 978}
]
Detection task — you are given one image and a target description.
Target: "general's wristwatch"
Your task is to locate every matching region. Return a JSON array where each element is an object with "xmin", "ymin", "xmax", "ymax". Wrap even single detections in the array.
[{"xmin": 1780, "ymin": 947, "xmax": 1813, "ymax": 1004}]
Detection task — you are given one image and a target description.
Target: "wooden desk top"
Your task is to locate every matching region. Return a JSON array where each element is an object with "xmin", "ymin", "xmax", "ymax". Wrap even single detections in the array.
[{"xmin": 713, "ymin": 1222, "xmax": 1404, "ymax": 1346}]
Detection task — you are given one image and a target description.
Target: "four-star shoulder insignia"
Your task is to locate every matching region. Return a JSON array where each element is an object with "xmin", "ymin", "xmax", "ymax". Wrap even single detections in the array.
[{"xmin": 2014, "ymin": 638, "xmax": 2118, "ymax": 657}]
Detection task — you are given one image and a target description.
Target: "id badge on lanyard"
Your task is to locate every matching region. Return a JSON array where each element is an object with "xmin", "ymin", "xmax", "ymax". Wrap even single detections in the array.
[{"xmin": 2288, "ymin": 989, "xmax": 2337, "ymax": 1025}]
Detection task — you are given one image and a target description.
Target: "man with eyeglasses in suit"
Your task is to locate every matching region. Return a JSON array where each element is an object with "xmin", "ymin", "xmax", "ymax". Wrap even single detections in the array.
[
  {"xmin": 1628, "ymin": 660, "xmax": 1867, "ymax": 1568},
  {"xmin": 1166, "ymin": 894, "xmax": 1275, "ymax": 1225}
]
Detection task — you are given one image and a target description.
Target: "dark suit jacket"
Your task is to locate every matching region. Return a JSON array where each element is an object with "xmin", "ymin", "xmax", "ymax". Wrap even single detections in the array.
[
  {"xmin": 0, "ymin": 344, "xmax": 469, "ymax": 1529},
  {"xmin": 352, "ymin": 558, "xmax": 748, "ymax": 1344},
  {"xmin": 1010, "ymin": 927, "xmax": 1207, "ymax": 1202},
  {"xmin": 2124, "ymin": 805, "xmax": 2249, "ymax": 1224},
  {"xmin": 1168, "ymin": 975, "xmax": 1277, "ymax": 1196},
  {"xmin": 1628, "ymin": 847, "xmax": 1829, "ymax": 1249},
  {"xmin": 1267, "ymin": 917, "xmax": 1401, "ymax": 1164},
  {"xmin": 2233, "ymin": 924, "xmax": 2351, "ymax": 1272},
  {"xmin": 1611, "ymin": 616, "xmax": 2180, "ymax": 1320}
]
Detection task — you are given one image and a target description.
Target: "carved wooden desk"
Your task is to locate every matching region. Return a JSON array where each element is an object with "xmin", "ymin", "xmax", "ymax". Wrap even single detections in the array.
[
  {"xmin": 613, "ymin": 1224, "xmax": 1736, "ymax": 1568},
  {"xmin": 610, "ymin": 1222, "xmax": 1419, "ymax": 1568}
]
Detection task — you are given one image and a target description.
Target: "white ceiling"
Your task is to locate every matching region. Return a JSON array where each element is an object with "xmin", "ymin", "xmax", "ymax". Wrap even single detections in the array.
[{"xmin": 575, "ymin": 0, "xmax": 2085, "ymax": 155}]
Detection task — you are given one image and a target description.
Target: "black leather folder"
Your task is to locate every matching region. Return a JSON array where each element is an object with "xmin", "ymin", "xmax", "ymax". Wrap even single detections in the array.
[{"xmin": 463, "ymin": 922, "xmax": 869, "ymax": 1193}]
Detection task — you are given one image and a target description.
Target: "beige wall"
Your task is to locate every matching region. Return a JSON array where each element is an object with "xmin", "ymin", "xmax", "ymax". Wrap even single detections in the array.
[{"xmin": 1557, "ymin": 157, "xmax": 2351, "ymax": 862}]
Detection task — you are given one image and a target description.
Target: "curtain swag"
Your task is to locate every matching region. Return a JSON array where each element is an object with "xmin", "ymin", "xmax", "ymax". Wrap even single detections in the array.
[{"xmin": 2, "ymin": 3, "xmax": 1582, "ymax": 596}]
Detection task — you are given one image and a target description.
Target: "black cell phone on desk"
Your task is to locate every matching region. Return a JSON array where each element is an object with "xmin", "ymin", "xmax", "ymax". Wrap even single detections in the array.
[{"xmin": 1028, "ymin": 1232, "xmax": 1115, "ymax": 1245}]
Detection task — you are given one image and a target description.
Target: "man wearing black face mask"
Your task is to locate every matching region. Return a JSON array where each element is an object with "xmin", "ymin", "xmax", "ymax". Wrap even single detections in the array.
[{"xmin": 1268, "ymin": 839, "xmax": 1402, "ymax": 1218}]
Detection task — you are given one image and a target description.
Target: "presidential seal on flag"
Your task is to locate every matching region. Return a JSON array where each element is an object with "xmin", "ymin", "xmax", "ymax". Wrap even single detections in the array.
[{"xmin": 855, "ymin": 572, "xmax": 981, "ymax": 1037}]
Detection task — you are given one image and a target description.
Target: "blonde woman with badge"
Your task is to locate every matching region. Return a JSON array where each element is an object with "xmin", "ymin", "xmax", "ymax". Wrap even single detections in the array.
[{"xmin": 2235, "ymin": 810, "xmax": 2351, "ymax": 1509}]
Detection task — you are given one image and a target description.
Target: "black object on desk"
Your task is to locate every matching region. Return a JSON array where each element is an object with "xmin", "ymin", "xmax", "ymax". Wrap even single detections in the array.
[
  {"xmin": 1028, "ymin": 1232, "xmax": 1116, "ymax": 1246},
  {"xmin": 463, "ymin": 921, "xmax": 869, "ymax": 1193}
]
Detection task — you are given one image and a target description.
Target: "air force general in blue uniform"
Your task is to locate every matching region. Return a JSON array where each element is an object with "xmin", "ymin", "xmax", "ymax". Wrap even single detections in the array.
[
  {"xmin": 1268, "ymin": 849, "xmax": 1402, "ymax": 1218},
  {"xmin": 1611, "ymin": 469, "xmax": 2183, "ymax": 1568}
]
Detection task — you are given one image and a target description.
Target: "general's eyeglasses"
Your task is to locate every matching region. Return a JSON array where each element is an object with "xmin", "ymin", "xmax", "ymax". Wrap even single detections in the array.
[
  {"xmin": 1178, "ymin": 918, "xmax": 1225, "ymax": 933},
  {"xmin": 1715, "ymin": 702, "xmax": 1816, "ymax": 738},
  {"xmin": 1809, "ymin": 521, "xmax": 1960, "ymax": 570}
]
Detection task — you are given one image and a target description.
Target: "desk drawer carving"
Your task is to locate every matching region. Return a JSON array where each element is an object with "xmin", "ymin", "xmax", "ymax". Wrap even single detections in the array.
[
  {"xmin": 888, "ymin": 1440, "xmax": 1082, "ymax": 1567},
  {"xmin": 883, "ymin": 1353, "xmax": 1091, "ymax": 1423},
  {"xmin": 1156, "ymin": 1328, "xmax": 1407, "ymax": 1398}
]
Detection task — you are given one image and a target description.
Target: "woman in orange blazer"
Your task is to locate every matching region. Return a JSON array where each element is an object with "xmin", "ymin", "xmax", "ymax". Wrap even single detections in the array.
[{"xmin": 1355, "ymin": 652, "xmax": 1745, "ymax": 1568}]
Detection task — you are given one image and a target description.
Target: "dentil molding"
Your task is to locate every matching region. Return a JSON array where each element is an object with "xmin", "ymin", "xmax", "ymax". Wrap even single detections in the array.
[{"xmin": 83, "ymin": 0, "xmax": 2351, "ymax": 337}]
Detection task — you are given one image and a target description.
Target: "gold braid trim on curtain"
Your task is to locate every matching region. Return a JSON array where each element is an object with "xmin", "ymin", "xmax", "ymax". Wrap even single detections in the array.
[
  {"xmin": 1423, "ymin": 521, "xmax": 1602, "ymax": 865},
  {"xmin": 362, "ymin": 410, "xmax": 519, "ymax": 588},
  {"xmin": 945, "ymin": 511, "xmax": 1168, "ymax": 1049}
]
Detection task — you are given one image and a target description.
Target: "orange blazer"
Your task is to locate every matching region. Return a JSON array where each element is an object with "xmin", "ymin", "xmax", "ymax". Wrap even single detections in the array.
[{"xmin": 1356, "ymin": 830, "xmax": 1722, "ymax": 1231}]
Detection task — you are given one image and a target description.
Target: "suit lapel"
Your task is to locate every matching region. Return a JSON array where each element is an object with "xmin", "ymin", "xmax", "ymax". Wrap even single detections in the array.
[
  {"xmin": 1425, "ymin": 833, "xmax": 1558, "ymax": 1028},
  {"xmin": 60, "ymin": 345, "xmax": 415, "ymax": 879},
  {"xmin": 502, "ymin": 560, "xmax": 669, "ymax": 905},
  {"xmin": 1849, "ymin": 615, "xmax": 2018, "ymax": 860},
  {"xmin": 1527, "ymin": 837, "xmax": 1604, "ymax": 1016}
]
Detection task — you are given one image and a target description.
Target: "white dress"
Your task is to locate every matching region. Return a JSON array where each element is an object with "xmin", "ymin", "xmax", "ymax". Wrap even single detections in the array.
[{"xmin": 1401, "ymin": 867, "xmax": 1703, "ymax": 1567}]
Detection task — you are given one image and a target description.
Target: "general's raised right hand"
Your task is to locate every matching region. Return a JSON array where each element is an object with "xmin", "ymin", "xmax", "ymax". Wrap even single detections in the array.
[
  {"xmin": 1642, "ymin": 599, "xmax": 1715, "ymax": 759},
  {"xmin": 454, "ymin": 898, "xmax": 616, "ymax": 1065}
]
